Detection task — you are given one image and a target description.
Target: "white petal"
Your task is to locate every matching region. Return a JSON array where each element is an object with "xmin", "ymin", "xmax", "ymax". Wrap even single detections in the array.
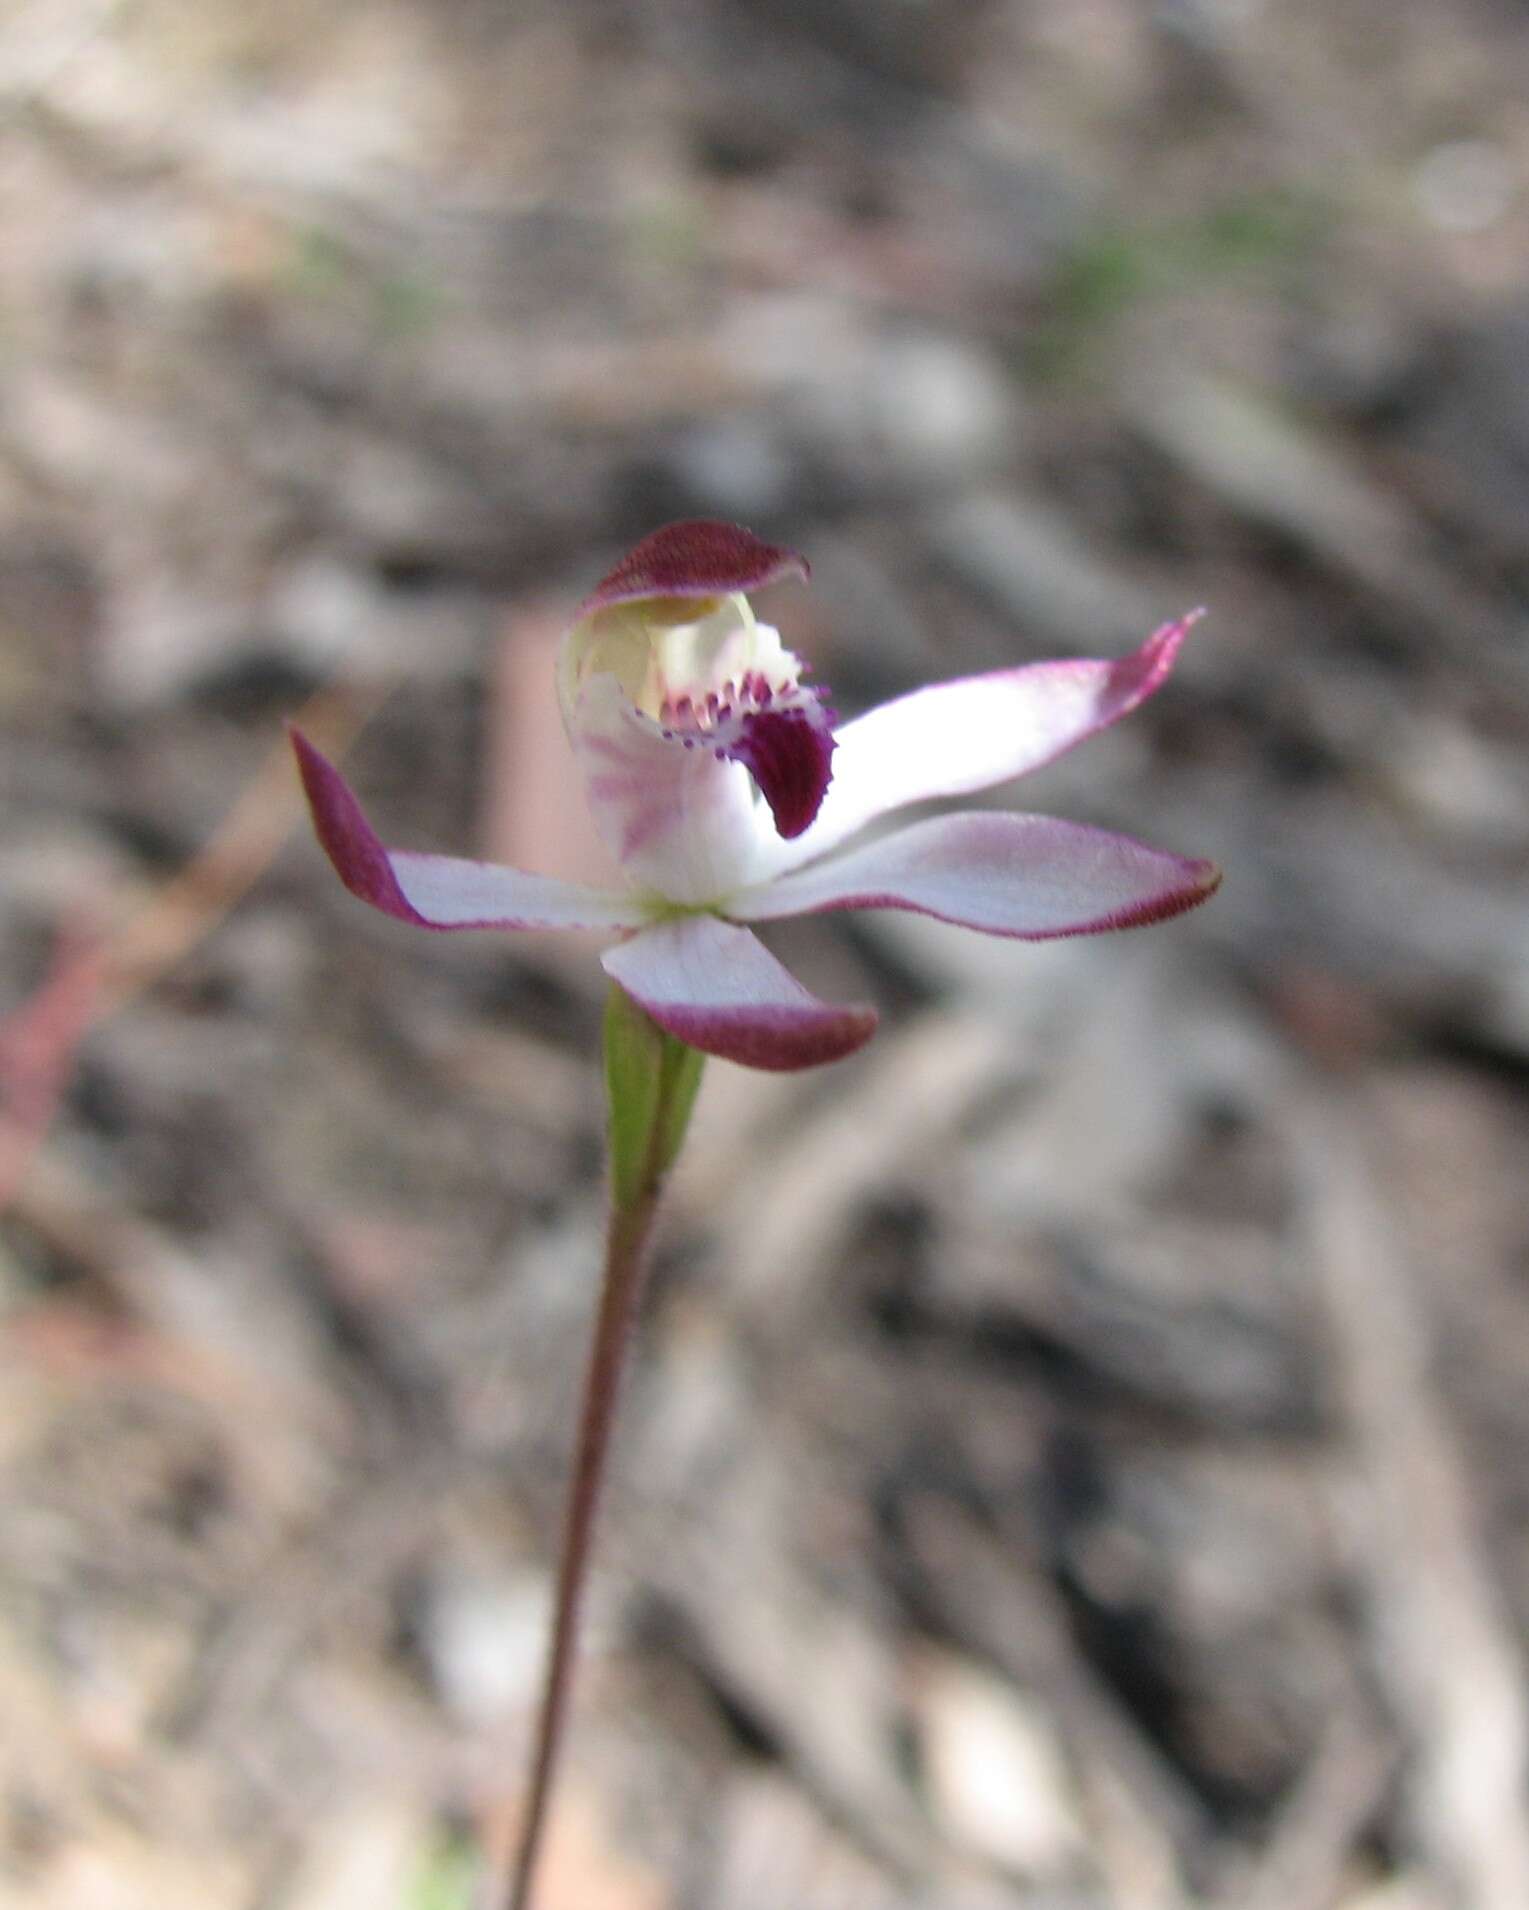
[
  {"xmin": 292, "ymin": 730, "xmax": 643, "ymax": 932},
  {"xmin": 761, "ymin": 616, "xmax": 1198, "ymax": 875},
  {"xmin": 729, "ymin": 811, "xmax": 1221, "ymax": 938}
]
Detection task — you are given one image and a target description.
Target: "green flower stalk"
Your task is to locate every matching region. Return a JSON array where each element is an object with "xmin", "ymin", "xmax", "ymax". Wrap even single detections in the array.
[{"xmin": 503, "ymin": 990, "xmax": 702, "ymax": 1910}]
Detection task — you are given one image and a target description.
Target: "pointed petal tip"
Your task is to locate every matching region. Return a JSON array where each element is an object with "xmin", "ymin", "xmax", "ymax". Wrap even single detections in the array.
[
  {"xmin": 579, "ymin": 520, "xmax": 809, "ymax": 618},
  {"xmin": 1120, "ymin": 854, "xmax": 1221, "ymax": 929},
  {"xmin": 290, "ymin": 726, "xmax": 419, "ymax": 920},
  {"xmin": 1124, "ymin": 606, "xmax": 1206, "ymax": 697},
  {"xmin": 1080, "ymin": 852, "xmax": 1220, "ymax": 935}
]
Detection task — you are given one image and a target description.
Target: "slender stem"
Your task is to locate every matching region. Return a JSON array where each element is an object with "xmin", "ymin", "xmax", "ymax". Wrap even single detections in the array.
[
  {"xmin": 496, "ymin": 999, "xmax": 700, "ymax": 1910},
  {"xmin": 498, "ymin": 1191, "xmax": 657, "ymax": 1910}
]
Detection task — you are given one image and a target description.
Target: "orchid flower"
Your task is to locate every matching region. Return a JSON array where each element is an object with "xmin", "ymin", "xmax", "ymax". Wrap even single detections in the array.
[
  {"xmin": 292, "ymin": 519, "xmax": 1219, "ymax": 1071},
  {"xmin": 291, "ymin": 520, "xmax": 1218, "ymax": 1910}
]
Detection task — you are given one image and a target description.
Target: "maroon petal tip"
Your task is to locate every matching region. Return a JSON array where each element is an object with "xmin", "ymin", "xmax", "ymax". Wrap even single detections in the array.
[
  {"xmin": 637, "ymin": 995, "xmax": 879, "ymax": 1071},
  {"xmin": 290, "ymin": 728, "xmax": 420, "ymax": 921},
  {"xmin": 578, "ymin": 521, "xmax": 809, "ymax": 619},
  {"xmin": 600, "ymin": 916, "xmax": 878, "ymax": 1071},
  {"xmin": 1110, "ymin": 607, "xmax": 1205, "ymax": 706},
  {"xmin": 1093, "ymin": 856, "xmax": 1222, "ymax": 933}
]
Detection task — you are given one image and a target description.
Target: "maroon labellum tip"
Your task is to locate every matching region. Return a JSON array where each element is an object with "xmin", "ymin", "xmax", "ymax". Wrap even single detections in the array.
[{"xmin": 728, "ymin": 707, "xmax": 836, "ymax": 840}]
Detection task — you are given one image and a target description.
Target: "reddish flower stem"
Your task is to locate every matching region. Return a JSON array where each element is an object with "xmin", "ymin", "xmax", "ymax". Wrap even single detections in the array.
[{"xmin": 496, "ymin": 1154, "xmax": 667, "ymax": 1908}]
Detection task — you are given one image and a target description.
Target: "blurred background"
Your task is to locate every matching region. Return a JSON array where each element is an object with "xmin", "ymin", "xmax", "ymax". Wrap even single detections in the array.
[{"xmin": 4, "ymin": 1, "xmax": 1529, "ymax": 1906}]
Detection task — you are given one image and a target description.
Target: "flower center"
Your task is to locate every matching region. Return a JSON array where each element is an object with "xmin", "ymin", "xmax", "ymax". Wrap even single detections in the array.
[{"xmin": 566, "ymin": 592, "xmax": 837, "ymax": 843}]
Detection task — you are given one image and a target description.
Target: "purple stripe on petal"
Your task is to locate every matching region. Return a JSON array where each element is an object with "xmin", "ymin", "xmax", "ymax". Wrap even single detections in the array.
[
  {"xmin": 577, "ymin": 521, "xmax": 809, "ymax": 619},
  {"xmin": 563, "ymin": 676, "xmax": 783, "ymax": 903},
  {"xmin": 601, "ymin": 916, "xmax": 877, "ymax": 1071},
  {"xmin": 291, "ymin": 729, "xmax": 642, "ymax": 932},
  {"xmin": 728, "ymin": 811, "xmax": 1221, "ymax": 940}
]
